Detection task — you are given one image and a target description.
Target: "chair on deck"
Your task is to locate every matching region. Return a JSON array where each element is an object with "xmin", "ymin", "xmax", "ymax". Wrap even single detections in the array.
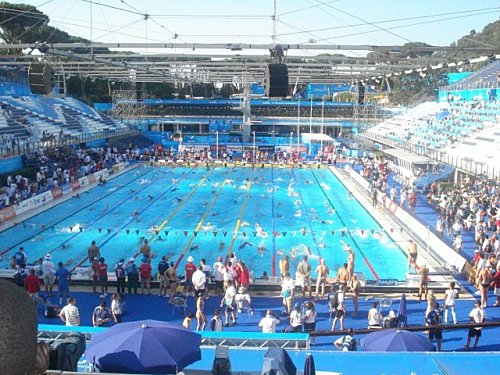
[{"xmin": 172, "ymin": 296, "xmax": 187, "ymax": 315}]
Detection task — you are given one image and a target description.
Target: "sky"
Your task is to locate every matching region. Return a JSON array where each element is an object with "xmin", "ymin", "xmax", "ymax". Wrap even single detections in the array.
[{"xmin": 4, "ymin": 0, "xmax": 500, "ymax": 56}]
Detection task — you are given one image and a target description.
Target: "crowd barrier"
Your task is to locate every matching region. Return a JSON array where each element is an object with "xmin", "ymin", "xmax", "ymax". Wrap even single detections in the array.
[
  {"xmin": 0, "ymin": 162, "xmax": 129, "ymax": 225},
  {"xmin": 37, "ymin": 324, "xmax": 310, "ymax": 350}
]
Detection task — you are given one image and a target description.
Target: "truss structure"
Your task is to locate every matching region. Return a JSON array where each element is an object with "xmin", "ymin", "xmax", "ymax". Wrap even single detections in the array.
[{"xmin": 0, "ymin": 42, "xmax": 498, "ymax": 85}]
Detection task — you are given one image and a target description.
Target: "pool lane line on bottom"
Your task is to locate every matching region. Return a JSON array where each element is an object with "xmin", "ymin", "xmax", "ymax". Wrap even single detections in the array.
[
  {"xmin": 311, "ymin": 168, "xmax": 380, "ymax": 281},
  {"xmin": 290, "ymin": 167, "xmax": 323, "ymax": 260},
  {"xmin": 0, "ymin": 166, "xmax": 155, "ymax": 258},
  {"xmin": 270, "ymin": 165, "xmax": 277, "ymax": 277},
  {"xmin": 141, "ymin": 167, "xmax": 217, "ymax": 259},
  {"xmin": 173, "ymin": 170, "xmax": 235, "ymax": 269},
  {"xmin": 70, "ymin": 166, "xmax": 199, "ymax": 271},
  {"xmin": 224, "ymin": 167, "xmax": 256, "ymax": 265}
]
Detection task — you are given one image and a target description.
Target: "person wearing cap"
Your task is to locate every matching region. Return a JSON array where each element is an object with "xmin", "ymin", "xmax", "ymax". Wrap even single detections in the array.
[
  {"xmin": 158, "ymin": 256, "xmax": 170, "ymax": 297},
  {"xmin": 55, "ymin": 262, "xmax": 71, "ymax": 305},
  {"xmin": 140, "ymin": 239, "xmax": 152, "ymax": 259},
  {"xmin": 478, "ymin": 265, "xmax": 492, "ymax": 308},
  {"xmin": 279, "ymin": 255, "xmax": 289, "ymax": 278},
  {"xmin": 185, "ymin": 256, "xmax": 197, "ymax": 297},
  {"xmin": 383, "ymin": 310, "xmax": 398, "ymax": 328},
  {"xmin": 126, "ymin": 258, "xmax": 140, "ymax": 294},
  {"xmin": 286, "ymin": 302, "xmax": 302, "ymax": 333},
  {"xmin": 12, "ymin": 246, "xmax": 27, "ymax": 269},
  {"xmin": 114, "ymin": 259, "xmax": 126, "ymax": 294},
  {"xmin": 87, "ymin": 241, "xmax": 100, "ymax": 264},
  {"xmin": 42, "ymin": 253, "xmax": 56, "ymax": 297}
]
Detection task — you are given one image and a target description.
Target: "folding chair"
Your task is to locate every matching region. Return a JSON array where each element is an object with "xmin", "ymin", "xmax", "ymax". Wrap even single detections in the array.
[{"xmin": 172, "ymin": 296, "xmax": 187, "ymax": 315}]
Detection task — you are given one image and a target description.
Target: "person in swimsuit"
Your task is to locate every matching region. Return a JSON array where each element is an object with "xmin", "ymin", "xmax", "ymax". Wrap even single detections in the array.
[
  {"xmin": 478, "ymin": 266, "xmax": 492, "ymax": 308},
  {"xmin": 315, "ymin": 258, "xmax": 329, "ymax": 299},
  {"xmin": 407, "ymin": 239, "xmax": 418, "ymax": 274}
]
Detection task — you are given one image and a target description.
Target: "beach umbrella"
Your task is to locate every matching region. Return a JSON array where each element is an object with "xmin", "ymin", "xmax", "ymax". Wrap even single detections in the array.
[
  {"xmin": 304, "ymin": 354, "xmax": 316, "ymax": 375},
  {"xmin": 85, "ymin": 320, "xmax": 201, "ymax": 374},
  {"xmin": 360, "ymin": 329, "xmax": 435, "ymax": 352},
  {"xmin": 396, "ymin": 293, "xmax": 407, "ymax": 327}
]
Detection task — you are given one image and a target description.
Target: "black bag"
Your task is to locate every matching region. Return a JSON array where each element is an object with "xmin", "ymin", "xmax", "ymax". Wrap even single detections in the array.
[{"xmin": 49, "ymin": 333, "xmax": 86, "ymax": 371}]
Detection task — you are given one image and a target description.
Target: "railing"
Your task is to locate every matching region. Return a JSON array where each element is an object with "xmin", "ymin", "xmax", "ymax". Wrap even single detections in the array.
[
  {"xmin": 361, "ymin": 131, "xmax": 500, "ymax": 180},
  {"xmin": 0, "ymin": 127, "xmax": 139, "ymax": 159}
]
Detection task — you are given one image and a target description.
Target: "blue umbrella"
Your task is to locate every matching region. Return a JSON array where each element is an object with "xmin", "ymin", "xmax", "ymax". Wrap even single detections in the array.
[
  {"xmin": 304, "ymin": 354, "xmax": 316, "ymax": 375},
  {"xmin": 85, "ymin": 320, "xmax": 201, "ymax": 374},
  {"xmin": 396, "ymin": 293, "xmax": 407, "ymax": 327},
  {"xmin": 360, "ymin": 329, "xmax": 435, "ymax": 352}
]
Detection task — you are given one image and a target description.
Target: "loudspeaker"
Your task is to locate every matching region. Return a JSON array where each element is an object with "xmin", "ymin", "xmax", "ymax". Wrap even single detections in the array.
[
  {"xmin": 265, "ymin": 64, "xmax": 289, "ymax": 97},
  {"xmin": 357, "ymin": 81, "xmax": 365, "ymax": 105},
  {"xmin": 28, "ymin": 62, "xmax": 55, "ymax": 95}
]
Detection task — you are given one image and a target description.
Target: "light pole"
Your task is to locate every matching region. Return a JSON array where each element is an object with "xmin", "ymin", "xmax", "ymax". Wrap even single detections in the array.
[
  {"xmin": 252, "ymin": 131, "xmax": 256, "ymax": 164},
  {"xmin": 215, "ymin": 130, "xmax": 219, "ymax": 163}
]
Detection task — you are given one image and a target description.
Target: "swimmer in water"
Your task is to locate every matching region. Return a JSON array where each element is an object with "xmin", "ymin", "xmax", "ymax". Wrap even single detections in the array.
[
  {"xmin": 74, "ymin": 193, "xmax": 80, "ymax": 199},
  {"xmin": 239, "ymin": 241, "xmax": 254, "ymax": 250},
  {"xmin": 219, "ymin": 241, "xmax": 225, "ymax": 250},
  {"xmin": 257, "ymin": 243, "xmax": 266, "ymax": 254},
  {"xmin": 130, "ymin": 189, "xmax": 136, "ymax": 194},
  {"xmin": 147, "ymin": 195, "xmax": 154, "ymax": 201},
  {"xmin": 240, "ymin": 221, "xmax": 251, "ymax": 227},
  {"xmin": 175, "ymin": 197, "xmax": 182, "ymax": 202},
  {"xmin": 321, "ymin": 219, "xmax": 334, "ymax": 225},
  {"xmin": 190, "ymin": 244, "xmax": 200, "ymax": 251},
  {"xmin": 157, "ymin": 236, "xmax": 165, "ymax": 242},
  {"xmin": 172, "ymin": 188, "xmax": 179, "ymax": 192}
]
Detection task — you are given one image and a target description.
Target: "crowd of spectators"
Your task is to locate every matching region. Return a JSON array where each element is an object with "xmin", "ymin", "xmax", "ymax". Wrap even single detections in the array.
[{"xmin": 0, "ymin": 145, "xmax": 142, "ymax": 209}]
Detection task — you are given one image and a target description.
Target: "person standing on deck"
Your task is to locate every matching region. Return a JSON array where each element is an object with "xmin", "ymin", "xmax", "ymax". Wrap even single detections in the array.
[
  {"xmin": 407, "ymin": 239, "xmax": 418, "ymax": 274},
  {"xmin": 315, "ymin": 258, "xmax": 329, "ymax": 299},
  {"xmin": 140, "ymin": 239, "xmax": 152, "ymax": 259},
  {"xmin": 296, "ymin": 256, "xmax": 312, "ymax": 298},
  {"xmin": 88, "ymin": 241, "xmax": 100, "ymax": 264}
]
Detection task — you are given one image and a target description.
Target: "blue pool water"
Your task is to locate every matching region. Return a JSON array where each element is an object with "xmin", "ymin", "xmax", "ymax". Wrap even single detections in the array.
[{"xmin": 0, "ymin": 165, "xmax": 407, "ymax": 280}]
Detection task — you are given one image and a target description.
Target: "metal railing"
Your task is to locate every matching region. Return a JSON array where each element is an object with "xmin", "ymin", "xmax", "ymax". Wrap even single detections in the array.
[
  {"xmin": 0, "ymin": 127, "xmax": 138, "ymax": 158},
  {"xmin": 362, "ymin": 131, "xmax": 500, "ymax": 180}
]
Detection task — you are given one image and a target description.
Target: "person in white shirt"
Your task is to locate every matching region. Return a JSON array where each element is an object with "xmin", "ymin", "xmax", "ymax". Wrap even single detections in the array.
[
  {"xmin": 367, "ymin": 302, "xmax": 382, "ymax": 329},
  {"xmin": 464, "ymin": 300, "xmax": 486, "ymax": 350},
  {"xmin": 443, "ymin": 281, "xmax": 458, "ymax": 324},
  {"xmin": 59, "ymin": 297, "xmax": 80, "ymax": 326},
  {"xmin": 212, "ymin": 256, "xmax": 225, "ymax": 296},
  {"xmin": 192, "ymin": 266, "xmax": 207, "ymax": 298},
  {"xmin": 42, "ymin": 254, "xmax": 56, "ymax": 297},
  {"xmin": 259, "ymin": 309, "xmax": 280, "ymax": 333},
  {"xmin": 221, "ymin": 280, "xmax": 237, "ymax": 326}
]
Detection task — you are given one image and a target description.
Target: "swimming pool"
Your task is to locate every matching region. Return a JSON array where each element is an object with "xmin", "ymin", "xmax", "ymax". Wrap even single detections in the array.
[{"xmin": 0, "ymin": 165, "xmax": 408, "ymax": 280}]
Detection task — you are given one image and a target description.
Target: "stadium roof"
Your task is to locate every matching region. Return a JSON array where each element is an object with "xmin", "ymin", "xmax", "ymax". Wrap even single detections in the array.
[{"xmin": 0, "ymin": 42, "xmax": 498, "ymax": 84}]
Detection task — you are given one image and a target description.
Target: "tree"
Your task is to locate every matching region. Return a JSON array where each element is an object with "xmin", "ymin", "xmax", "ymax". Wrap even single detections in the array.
[{"xmin": 0, "ymin": 2, "xmax": 48, "ymax": 43}]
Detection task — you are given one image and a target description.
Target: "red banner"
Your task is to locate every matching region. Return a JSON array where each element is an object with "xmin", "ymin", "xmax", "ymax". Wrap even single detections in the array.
[{"xmin": 0, "ymin": 206, "xmax": 16, "ymax": 223}]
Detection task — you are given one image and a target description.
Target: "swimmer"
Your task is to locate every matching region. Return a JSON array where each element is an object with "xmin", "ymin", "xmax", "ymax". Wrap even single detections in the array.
[
  {"xmin": 101, "ymin": 203, "xmax": 109, "ymax": 213},
  {"xmin": 212, "ymin": 211, "xmax": 219, "ymax": 216},
  {"xmin": 132, "ymin": 210, "xmax": 140, "ymax": 217},
  {"xmin": 135, "ymin": 196, "xmax": 141, "ymax": 200},
  {"xmin": 147, "ymin": 195, "xmax": 154, "ymax": 201},
  {"xmin": 140, "ymin": 179, "xmax": 150, "ymax": 185},
  {"xmin": 295, "ymin": 210, "xmax": 302, "ymax": 217},
  {"xmin": 60, "ymin": 243, "xmax": 71, "ymax": 249},
  {"xmin": 129, "ymin": 189, "xmax": 136, "ymax": 194},
  {"xmin": 240, "ymin": 221, "xmax": 251, "ymax": 227},
  {"xmin": 321, "ymin": 219, "xmax": 334, "ymax": 225},
  {"xmin": 74, "ymin": 193, "xmax": 80, "ymax": 199},
  {"xmin": 347, "ymin": 191, "xmax": 353, "ymax": 200},
  {"xmin": 31, "ymin": 235, "xmax": 43, "ymax": 242},
  {"xmin": 201, "ymin": 223, "xmax": 214, "ymax": 232},
  {"xmin": 172, "ymin": 188, "xmax": 179, "ymax": 192},
  {"xmin": 156, "ymin": 236, "xmax": 165, "ymax": 242},
  {"xmin": 175, "ymin": 197, "xmax": 182, "ymax": 202},
  {"xmin": 257, "ymin": 243, "xmax": 266, "ymax": 255},
  {"xmin": 190, "ymin": 244, "xmax": 200, "ymax": 251},
  {"xmin": 239, "ymin": 241, "xmax": 254, "ymax": 250},
  {"xmin": 219, "ymin": 241, "xmax": 225, "ymax": 250}
]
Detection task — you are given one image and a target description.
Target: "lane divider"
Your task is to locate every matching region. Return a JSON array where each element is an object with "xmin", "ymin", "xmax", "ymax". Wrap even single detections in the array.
[
  {"xmin": 70, "ymin": 167, "xmax": 199, "ymax": 272},
  {"xmin": 311, "ymin": 169, "xmax": 380, "ymax": 281},
  {"xmin": 0, "ymin": 167, "xmax": 155, "ymax": 258},
  {"xmin": 174, "ymin": 176, "xmax": 231, "ymax": 269},
  {"xmin": 225, "ymin": 168, "xmax": 255, "ymax": 264}
]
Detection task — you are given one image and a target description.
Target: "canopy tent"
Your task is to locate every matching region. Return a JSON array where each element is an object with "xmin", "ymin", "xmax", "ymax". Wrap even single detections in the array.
[{"xmin": 301, "ymin": 133, "xmax": 336, "ymax": 155}]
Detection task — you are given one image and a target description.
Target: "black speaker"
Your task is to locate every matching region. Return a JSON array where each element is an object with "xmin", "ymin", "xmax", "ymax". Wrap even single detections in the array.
[
  {"xmin": 357, "ymin": 81, "xmax": 365, "ymax": 105},
  {"xmin": 28, "ymin": 62, "xmax": 55, "ymax": 95},
  {"xmin": 265, "ymin": 63, "xmax": 289, "ymax": 97}
]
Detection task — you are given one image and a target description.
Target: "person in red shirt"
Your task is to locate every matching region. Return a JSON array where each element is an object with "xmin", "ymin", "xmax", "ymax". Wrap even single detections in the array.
[
  {"xmin": 493, "ymin": 264, "xmax": 500, "ymax": 307},
  {"xmin": 97, "ymin": 257, "xmax": 108, "ymax": 297},
  {"xmin": 236, "ymin": 261, "xmax": 250, "ymax": 291},
  {"xmin": 139, "ymin": 258, "xmax": 152, "ymax": 294},
  {"xmin": 185, "ymin": 256, "xmax": 197, "ymax": 296},
  {"xmin": 24, "ymin": 268, "xmax": 41, "ymax": 300}
]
